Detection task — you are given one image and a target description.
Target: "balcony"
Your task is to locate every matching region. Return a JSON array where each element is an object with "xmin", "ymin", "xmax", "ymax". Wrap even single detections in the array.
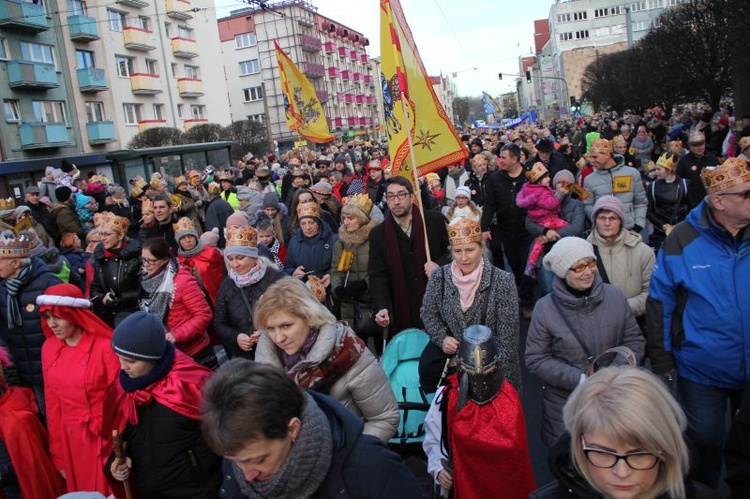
[
  {"xmin": 77, "ymin": 67, "xmax": 108, "ymax": 92},
  {"xmin": 68, "ymin": 15, "xmax": 99, "ymax": 41},
  {"xmin": 171, "ymin": 37, "xmax": 198, "ymax": 58},
  {"xmin": 337, "ymin": 46, "xmax": 346, "ymax": 57},
  {"xmin": 349, "ymin": 49, "xmax": 357, "ymax": 59},
  {"xmin": 165, "ymin": 0, "xmax": 192, "ymax": 20},
  {"xmin": 327, "ymin": 67, "xmax": 339, "ymax": 78},
  {"xmin": 123, "ymin": 27, "xmax": 156, "ymax": 51},
  {"xmin": 300, "ymin": 34, "xmax": 321, "ymax": 52},
  {"xmin": 302, "ymin": 61, "xmax": 324, "ymax": 80},
  {"xmin": 323, "ymin": 41, "xmax": 335, "ymax": 53},
  {"xmin": 138, "ymin": 120, "xmax": 167, "ymax": 132},
  {"xmin": 361, "ymin": 53, "xmax": 368, "ymax": 64},
  {"xmin": 19, "ymin": 123, "xmax": 68, "ymax": 149},
  {"xmin": 353, "ymin": 72, "xmax": 361, "ymax": 82},
  {"xmin": 7, "ymin": 61, "xmax": 58, "ymax": 89},
  {"xmin": 343, "ymin": 93, "xmax": 353, "ymax": 103},
  {"xmin": 177, "ymin": 77, "xmax": 203, "ymax": 97},
  {"xmin": 355, "ymin": 94, "xmax": 364, "ymax": 104},
  {"xmin": 333, "ymin": 117, "xmax": 344, "ymax": 128},
  {"xmin": 363, "ymin": 74, "xmax": 372, "ymax": 85},
  {"xmin": 130, "ymin": 73, "xmax": 162, "ymax": 95},
  {"xmin": 341, "ymin": 69, "xmax": 351, "ymax": 81},
  {"xmin": 184, "ymin": 118, "xmax": 208, "ymax": 131},
  {"xmin": 116, "ymin": 0, "xmax": 149, "ymax": 7},
  {"xmin": 359, "ymin": 117, "xmax": 368, "ymax": 126},
  {"xmin": 366, "ymin": 95, "xmax": 376, "ymax": 105},
  {"xmin": 0, "ymin": 0, "xmax": 48, "ymax": 32},
  {"xmin": 86, "ymin": 121, "xmax": 115, "ymax": 144},
  {"xmin": 347, "ymin": 116, "xmax": 357, "ymax": 127}
]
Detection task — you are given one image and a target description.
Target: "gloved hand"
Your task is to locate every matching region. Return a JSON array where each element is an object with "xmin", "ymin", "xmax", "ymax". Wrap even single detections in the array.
[{"xmin": 334, "ymin": 280, "xmax": 368, "ymax": 300}]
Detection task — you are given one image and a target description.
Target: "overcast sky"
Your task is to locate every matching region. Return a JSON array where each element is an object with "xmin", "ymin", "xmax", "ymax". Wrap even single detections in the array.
[{"xmin": 213, "ymin": 0, "xmax": 554, "ymax": 97}]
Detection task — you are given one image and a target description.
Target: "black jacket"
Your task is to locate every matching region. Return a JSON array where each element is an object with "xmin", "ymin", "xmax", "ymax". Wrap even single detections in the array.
[
  {"xmin": 481, "ymin": 169, "xmax": 529, "ymax": 239},
  {"xmin": 90, "ymin": 238, "xmax": 142, "ymax": 326},
  {"xmin": 218, "ymin": 391, "xmax": 426, "ymax": 498},
  {"xmin": 675, "ymin": 151, "xmax": 719, "ymax": 209},
  {"xmin": 646, "ymin": 177, "xmax": 689, "ymax": 232},
  {"xmin": 525, "ymin": 152, "xmax": 576, "ymax": 181},
  {"xmin": 204, "ymin": 197, "xmax": 234, "ymax": 248},
  {"xmin": 464, "ymin": 171, "xmax": 489, "ymax": 207},
  {"xmin": 213, "ymin": 268, "xmax": 286, "ymax": 359},
  {"xmin": 139, "ymin": 218, "xmax": 178, "ymax": 254},
  {"xmin": 726, "ymin": 382, "xmax": 750, "ymax": 498}
]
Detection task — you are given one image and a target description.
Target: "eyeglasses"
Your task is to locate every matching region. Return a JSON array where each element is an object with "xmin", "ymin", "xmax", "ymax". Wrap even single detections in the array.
[
  {"xmin": 385, "ymin": 191, "xmax": 411, "ymax": 201},
  {"xmin": 718, "ymin": 188, "xmax": 750, "ymax": 200},
  {"xmin": 596, "ymin": 215, "xmax": 621, "ymax": 224},
  {"xmin": 141, "ymin": 257, "xmax": 163, "ymax": 266},
  {"xmin": 569, "ymin": 260, "xmax": 597, "ymax": 274},
  {"xmin": 582, "ymin": 437, "xmax": 661, "ymax": 470},
  {"xmin": 98, "ymin": 232, "xmax": 114, "ymax": 238}
]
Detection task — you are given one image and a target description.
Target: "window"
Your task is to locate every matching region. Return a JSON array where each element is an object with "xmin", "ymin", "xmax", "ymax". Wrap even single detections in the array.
[
  {"xmin": 177, "ymin": 104, "xmax": 184, "ymax": 118},
  {"xmin": 76, "ymin": 50, "xmax": 95, "ymax": 69},
  {"xmin": 145, "ymin": 59, "xmax": 158, "ymax": 75},
  {"xmin": 123, "ymin": 103, "xmax": 142, "ymax": 125},
  {"xmin": 248, "ymin": 113, "xmax": 265, "ymax": 123},
  {"xmin": 115, "ymin": 55, "xmax": 134, "ymax": 77},
  {"xmin": 669, "ymin": 0, "xmax": 685, "ymax": 5},
  {"xmin": 243, "ymin": 86, "xmax": 263, "ymax": 102},
  {"xmin": 153, "ymin": 103, "xmax": 165, "ymax": 120},
  {"xmin": 556, "ymin": 13, "xmax": 571, "ymax": 23},
  {"xmin": 594, "ymin": 26, "xmax": 611, "ymax": 37},
  {"xmin": 108, "ymin": 9, "xmax": 125, "ymax": 31},
  {"xmin": 235, "ymin": 32, "xmax": 257, "ymax": 48},
  {"xmin": 134, "ymin": 16, "xmax": 149, "ymax": 30},
  {"xmin": 575, "ymin": 30, "xmax": 590, "ymax": 40},
  {"xmin": 3, "ymin": 100, "xmax": 20, "ymax": 122},
  {"xmin": 648, "ymin": 0, "xmax": 664, "ymax": 8},
  {"xmin": 67, "ymin": 0, "xmax": 86, "ymax": 15},
  {"xmin": 85, "ymin": 101, "xmax": 105, "ymax": 123},
  {"xmin": 573, "ymin": 11, "xmax": 587, "ymax": 21},
  {"xmin": 177, "ymin": 25, "xmax": 193, "ymax": 39},
  {"xmin": 559, "ymin": 32, "xmax": 573, "ymax": 41},
  {"xmin": 184, "ymin": 65, "xmax": 199, "ymax": 79},
  {"xmin": 32, "ymin": 101, "xmax": 67, "ymax": 124},
  {"xmin": 190, "ymin": 105, "xmax": 206, "ymax": 119},
  {"xmin": 594, "ymin": 8, "xmax": 608, "ymax": 17},
  {"xmin": 0, "ymin": 38, "xmax": 8, "ymax": 60},
  {"xmin": 164, "ymin": 22, "xmax": 171, "ymax": 37},
  {"xmin": 239, "ymin": 59, "xmax": 260, "ymax": 76},
  {"xmin": 611, "ymin": 6, "xmax": 622, "ymax": 14},
  {"xmin": 632, "ymin": 20, "xmax": 648, "ymax": 31},
  {"xmin": 20, "ymin": 42, "xmax": 55, "ymax": 65},
  {"xmin": 631, "ymin": 1, "xmax": 646, "ymax": 12},
  {"xmin": 171, "ymin": 63, "xmax": 178, "ymax": 77}
]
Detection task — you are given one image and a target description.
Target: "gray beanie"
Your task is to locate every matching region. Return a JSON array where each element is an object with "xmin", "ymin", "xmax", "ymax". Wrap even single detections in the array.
[
  {"xmin": 112, "ymin": 311, "xmax": 167, "ymax": 361},
  {"xmin": 236, "ymin": 186, "xmax": 256, "ymax": 202},
  {"xmin": 592, "ymin": 195, "xmax": 625, "ymax": 223},
  {"xmin": 542, "ymin": 237, "xmax": 596, "ymax": 279},
  {"xmin": 552, "ymin": 169, "xmax": 575, "ymax": 186},
  {"xmin": 262, "ymin": 191, "xmax": 280, "ymax": 210}
]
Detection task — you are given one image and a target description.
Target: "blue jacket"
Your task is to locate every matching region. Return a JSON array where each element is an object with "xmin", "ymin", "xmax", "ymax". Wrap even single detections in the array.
[
  {"xmin": 218, "ymin": 391, "xmax": 426, "ymax": 498},
  {"xmin": 284, "ymin": 220, "xmax": 338, "ymax": 278},
  {"xmin": 646, "ymin": 201, "xmax": 750, "ymax": 388}
]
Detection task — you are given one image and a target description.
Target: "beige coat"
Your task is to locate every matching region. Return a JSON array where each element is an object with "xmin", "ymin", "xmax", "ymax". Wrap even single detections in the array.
[
  {"xmin": 587, "ymin": 228, "xmax": 655, "ymax": 317},
  {"xmin": 256, "ymin": 321, "xmax": 399, "ymax": 443}
]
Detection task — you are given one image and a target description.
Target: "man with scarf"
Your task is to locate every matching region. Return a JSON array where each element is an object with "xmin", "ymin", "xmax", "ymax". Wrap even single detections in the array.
[
  {"xmin": 369, "ymin": 176, "xmax": 450, "ymax": 334},
  {"xmin": 0, "ymin": 230, "xmax": 61, "ymax": 418},
  {"xmin": 107, "ymin": 311, "xmax": 222, "ymax": 497}
]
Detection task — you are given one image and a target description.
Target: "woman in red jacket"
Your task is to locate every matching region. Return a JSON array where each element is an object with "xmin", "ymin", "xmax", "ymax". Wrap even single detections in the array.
[
  {"xmin": 140, "ymin": 237, "xmax": 216, "ymax": 369},
  {"xmin": 174, "ymin": 217, "xmax": 224, "ymax": 306}
]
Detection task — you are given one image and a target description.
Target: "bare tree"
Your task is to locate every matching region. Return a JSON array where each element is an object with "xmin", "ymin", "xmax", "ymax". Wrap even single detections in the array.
[
  {"xmin": 128, "ymin": 127, "xmax": 184, "ymax": 149},
  {"xmin": 183, "ymin": 123, "xmax": 224, "ymax": 144},
  {"xmin": 220, "ymin": 119, "xmax": 268, "ymax": 159}
]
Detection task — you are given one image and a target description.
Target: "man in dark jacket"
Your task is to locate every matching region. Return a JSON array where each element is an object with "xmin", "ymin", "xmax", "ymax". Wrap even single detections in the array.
[
  {"xmin": 204, "ymin": 183, "xmax": 234, "ymax": 249},
  {"xmin": 0, "ymin": 231, "xmax": 61, "ymax": 418},
  {"xmin": 675, "ymin": 131, "xmax": 719, "ymax": 210},
  {"xmin": 201, "ymin": 360, "xmax": 426, "ymax": 498},
  {"xmin": 139, "ymin": 194, "xmax": 178, "ymax": 253},
  {"xmin": 23, "ymin": 186, "xmax": 56, "ymax": 244},
  {"xmin": 524, "ymin": 138, "xmax": 575, "ymax": 181}
]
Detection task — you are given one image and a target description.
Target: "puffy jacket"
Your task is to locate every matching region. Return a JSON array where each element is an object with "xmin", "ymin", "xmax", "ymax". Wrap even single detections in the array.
[
  {"xmin": 525, "ymin": 274, "xmax": 645, "ymax": 446},
  {"xmin": 0, "ymin": 259, "xmax": 62, "ymax": 387},
  {"xmin": 218, "ymin": 391, "xmax": 425, "ymax": 499},
  {"xmin": 526, "ymin": 195, "xmax": 586, "ymax": 239},
  {"xmin": 331, "ymin": 218, "xmax": 378, "ymax": 324},
  {"xmin": 89, "ymin": 238, "xmax": 142, "ymax": 326},
  {"xmin": 50, "ymin": 202, "xmax": 86, "ymax": 244},
  {"xmin": 256, "ymin": 322, "xmax": 400, "ymax": 442},
  {"xmin": 284, "ymin": 221, "xmax": 338, "ymax": 278},
  {"xmin": 162, "ymin": 267, "xmax": 213, "ymax": 358},
  {"xmin": 516, "ymin": 182, "xmax": 562, "ymax": 223},
  {"xmin": 583, "ymin": 158, "xmax": 648, "ymax": 230},
  {"xmin": 645, "ymin": 201, "xmax": 750, "ymax": 388},
  {"xmin": 480, "ymin": 169, "xmax": 529, "ymax": 238},
  {"xmin": 204, "ymin": 197, "xmax": 234, "ymax": 248},
  {"xmin": 178, "ymin": 245, "xmax": 225, "ymax": 306}
]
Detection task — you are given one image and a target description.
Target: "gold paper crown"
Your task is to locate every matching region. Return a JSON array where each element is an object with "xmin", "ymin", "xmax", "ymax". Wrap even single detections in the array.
[
  {"xmin": 173, "ymin": 217, "xmax": 197, "ymax": 236},
  {"xmin": 0, "ymin": 198, "xmax": 16, "ymax": 211},
  {"xmin": 526, "ymin": 162, "xmax": 548, "ymax": 183},
  {"xmin": 613, "ymin": 136, "xmax": 627, "ymax": 148},
  {"xmin": 187, "ymin": 169, "xmax": 200, "ymax": 178},
  {"xmin": 701, "ymin": 158, "xmax": 750, "ymax": 194},
  {"xmin": 297, "ymin": 201, "xmax": 320, "ymax": 220},
  {"xmin": 130, "ymin": 179, "xmax": 147, "ymax": 198},
  {"xmin": 94, "ymin": 212, "xmax": 130, "ymax": 234},
  {"xmin": 170, "ymin": 194, "xmax": 183, "ymax": 210},
  {"xmin": 656, "ymin": 153, "xmax": 677, "ymax": 172},
  {"xmin": 225, "ymin": 224, "xmax": 258, "ymax": 248},
  {"xmin": 0, "ymin": 230, "xmax": 31, "ymax": 259},
  {"xmin": 642, "ymin": 161, "xmax": 657, "ymax": 174},
  {"xmin": 217, "ymin": 170, "xmax": 234, "ymax": 181},
  {"xmin": 141, "ymin": 197, "xmax": 154, "ymax": 214},
  {"xmin": 174, "ymin": 175, "xmax": 187, "ymax": 186},
  {"xmin": 447, "ymin": 218, "xmax": 483, "ymax": 246},
  {"xmin": 347, "ymin": 193, "xmax": 373, "ymax": 216},
  {"xmin": 207, "ymin": 182, "xmax": 222, "ymax": 196},
  {"xmin": 590, "ymin": 139, "xmax": 613, "ymax": 155}
]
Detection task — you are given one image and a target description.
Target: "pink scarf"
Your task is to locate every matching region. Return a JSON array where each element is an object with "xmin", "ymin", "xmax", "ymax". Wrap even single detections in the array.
[{"xmin": 450, "ymin": 261, "xmax": 484, "ymax": 312}]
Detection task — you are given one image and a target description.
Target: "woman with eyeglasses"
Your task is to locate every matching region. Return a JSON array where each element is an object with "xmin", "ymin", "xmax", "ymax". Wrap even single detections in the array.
[
  {"xmin": 525, "ymin": 237, "xmax": 645, "ymax": 447},
  {"xmin": 531, "ymin": 366, "xmax": 717, "ymax": 499}
]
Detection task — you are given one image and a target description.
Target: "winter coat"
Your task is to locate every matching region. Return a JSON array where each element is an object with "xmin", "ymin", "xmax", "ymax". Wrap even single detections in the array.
[
  {"xmin": 420, "ymin": 259, "xmax": 522, "ymax": 393},
  {"xmin": 464, "ymin": 171, "xmax": 489, "ymax": 207},
  {"xmin": 204, "ymin": 196, "xmax": 234, "ymax": 248},
  {"xmin": 516, "ymin": 182, "xmax": 562, "ymax": 223},
  {"xmin": 526, "ymin": 195, "xmax": 586, "ymax": 239},
  {"xmin": 630, "ymin": 134, "xmax": 654, "ymax": 166},
  {"xmin": 481, "ymin": 169, "xmax": 530, "ymax": 238},
  {"xmin": 587, "ymin": 228, "xmax": 655, "ymax": 318},
  {"xmin": 39, "ymin": 178, "xmax": 58, "ymax": 203},
  {"xmin": 284, "ymin": 220, "xmax": 338, "ymax": 278},
  {"xmin": 524, "ymin": 152, "xmax": 576, "ymax": 181},
  {"xmin": 525, "ymin": 274, "xmax": 645, "ymax": 446},
  {"xmin": 50, "ymin": 202, "xmax": 86, "ymax": 244},
  {"xmin": 239, "ymin": 190, "xmax": 264, "ymax": 226},
  {"xmin": 583, "ymin": 158, "xmax": 648, "ymax": 230},
  {"xmin": 675, "ymin": 151, "xmax": 719, "ymax": 209},
  {"xmin": 138, "ymin": 219, "xmax": 178, "ymax": 255},
  {"xmin": 331, "ymin": 218, "xmax": 378, "ymax": 324},
  {"xmin": 443, "ymin": 168, "xmax": 469, "ymax": 204},
  {"xmin": 365, "ymin": 177, "xmax": 385, "ymax": 205},
  {"xmin": 89, "ymin": 238, "xmax": 142, "ymax": 326},
  {"xmin": 213, "ymin": 267, "xmax": 286, "ymax": 359},
  {"xmin": 177, "ymin": 245, "xmax": 225, "ymax": 306},
  {"xmin": 218, "ymin": 391, "xmax": 426, "ymax": 499},
  {"xmin": 157, "ymin": 267, "xmax": 213, "ymax": 358},
  {"xmin": 256, "ymin": 322, "xmax": 400, "ymax": 442},
  {"xmin": 646, "ymin": 176, "xmax": 689, "ymax": 233},
  {"xmin": 0, "ymin": 259, "xmax": 62, "ymax": 388}
]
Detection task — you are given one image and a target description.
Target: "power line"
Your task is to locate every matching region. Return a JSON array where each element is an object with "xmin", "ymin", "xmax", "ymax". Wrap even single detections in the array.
[{"xmin": 432, "ymin": 0, "xmax": 474, "ymax": 69}]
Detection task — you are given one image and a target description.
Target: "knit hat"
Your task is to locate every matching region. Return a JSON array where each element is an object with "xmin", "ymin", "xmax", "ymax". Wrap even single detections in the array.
[
  {"xmin": 55, "ymin": 186, "xmax": 72, "ymax": 203},
  {"xmin": 454, "ymin": 186, "xmax": 472, "ymax": 199},
  {"xmin": 542, "ymin": 237, "xmax": 596, "ymax": 279},
  {"xmin": 61, "ymin": 160, "xmax": 76, "ymax": 174},
  {"xmin": 226, "ymin": 211, "xmax": 250, "ymax": 227},
  {"xmin": 173, "ymin": 217, "xmax": 199, "ymax": 242},
  {"xmin": 112, "ymin": 311, "xmax": 167, "ymax": 361},
  {"xmin": 224, "ymin": 225, "xmax": 258, "ymax": 259},
  {"xmin": 346, "ymin": 179, "xmax": 366, "ymax": 196},
  {"xmin": 236, "ymin": 186, "xmax": 256, "ymax": 202},
  {"xmin": 107, "ymin": 184, "xmax": 126, "ymax": 199},
  {"xmin": 592, "ymin": 195, "xmax": 626, "ymax": 223},
  {"xmin": 200, "ymin": 228, "xmax": 220, "ymax": 247},
  {"xmin": 45, "ymin": 166, "xmax": 55, "ymax": 176},
  {"xmin": 535, "ymin": 138, "xmax": 554, "ymax": 153},
  {"xmin": 552, "ymin": 170, "xmax": 575, "ymax": 186},
  {"xmin": 470, "ymin": 138, "xmax": 483, "ymax": 149},
  {"xmin": 262, "ymin": 192, "xmax": 280, "ymax": 210},
  {"xmin": 311, "ymin": 181, "xmax": 332, "ymax": 196}
]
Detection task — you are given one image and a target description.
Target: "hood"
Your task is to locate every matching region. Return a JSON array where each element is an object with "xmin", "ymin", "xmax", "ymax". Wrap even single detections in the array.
[
  {"xmin": 296, "ymin": 216, "xmax": 334, "ymax": 242},
  {"xmin": 338, "ymin": 217, "xmax": 378, "ymax": 246},
  {"xmin": 686, "ymin": 199, "xmax": 750, "ymax": 246}
]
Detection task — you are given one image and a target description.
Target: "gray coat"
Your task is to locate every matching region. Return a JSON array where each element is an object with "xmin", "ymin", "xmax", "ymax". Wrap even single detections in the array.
[
  {"xmin": 583, "ymin": 157, "xmax": 648, "ymax": 230},
  {"xmin": 420, "ymin": 259, "xmax": 522, "ymax": 393},
  {"xmin": 525, "ymin": 274, "xmax": 645, "ymax": 447}
]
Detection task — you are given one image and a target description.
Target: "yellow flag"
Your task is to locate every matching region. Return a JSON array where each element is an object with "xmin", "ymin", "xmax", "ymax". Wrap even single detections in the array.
[
  {"xmin": 380, "ymin": 0, "xmax": 467, "ymax": 182},
  {"xmin": 274, "ymin": 41, "xmax": 334, "ymax": 144}
]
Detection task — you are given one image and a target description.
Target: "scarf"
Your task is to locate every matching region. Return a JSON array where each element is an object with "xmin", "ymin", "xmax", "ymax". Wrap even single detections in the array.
[
  {"xmin": 450, "ymin": 261, "xmax": 484, "ymax": 312},
  {"xmin": 385, "ymin": 206, "xmax": 428, "ymax": 332},
  {"xmin": 281, "ymin": 328, "xmax": 320, "ymax": 371},
  {"xmin": 229, "ymin": 258, "xmax": 268, "ymax": 288},
  {"xmin": 139, "ymin": 258, "xmax": 178, "ymax": 321},
  {"xmin": 5, "ymin": 263, "xmax": 32, "ymax": 329},
  {"xmin": 178, "ymin": 238, "xmax": 204, "ymax": 259},
  {"xmin": 234, "ymin": 391, "xmax": 333, "ymax": 499},
  {"xmin": 267, "ymin": 238, "xmax": 284, "ymax": 269}
]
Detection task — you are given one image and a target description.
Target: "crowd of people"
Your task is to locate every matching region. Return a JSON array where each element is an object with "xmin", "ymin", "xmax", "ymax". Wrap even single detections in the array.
[{"xmin": 0, "ymin": 103, "xmax": 748, "ymax": 498}]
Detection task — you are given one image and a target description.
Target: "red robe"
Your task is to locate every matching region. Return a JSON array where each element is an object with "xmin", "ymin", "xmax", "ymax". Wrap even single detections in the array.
[
  {"xmin": 445, "ymin": 374, "xmax": 536, "ymax": 499},
  {"xmin": 0, "ymin": 387, "xmax": 65, "ymax": 499}
]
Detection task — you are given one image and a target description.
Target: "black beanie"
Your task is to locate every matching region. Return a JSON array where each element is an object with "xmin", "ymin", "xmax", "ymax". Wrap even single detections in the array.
[
  {"xmin": 112, "ymin": 311, "xmax": 167, "ymax": 361},
  {"xmin": 55, "ymin": 186, "xmax": 72, "ymax": 203},
  {"xmin": 61, "ymin": 159, "xmax": 75, "ymax": 173}
]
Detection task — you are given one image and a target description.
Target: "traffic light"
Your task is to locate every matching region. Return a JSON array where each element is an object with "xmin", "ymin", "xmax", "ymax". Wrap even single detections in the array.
[
  {"xmin": 498, "ymin": 72, "xmax": 503, "ymax": 80},
  {"xmin": 525, "ymin": 70, "xmax": 531, "ymax": 83}
]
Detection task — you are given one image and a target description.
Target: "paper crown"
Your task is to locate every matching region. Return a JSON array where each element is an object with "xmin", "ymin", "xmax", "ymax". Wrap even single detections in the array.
[
  {"xmin": 217, "ymin": 170, "xmax": 234, "ymax": 181},
  {"xmin": 668, "ymin": 140, "xmax": 684, "ymax": 154},
  {"xmin": 0, "ymin": 198, "xmax": 16, "ymax": 212},
  {"xmin": 130, "ymin": 179, "xmax": 147, "ymax": 198},
  {"xmin": 590, "ymin": 139, "xmax": 613, "ymax": 155},
  {"xmin": 642, "ymin": 160, "xmax": 657, "ymax": 174},
  {"xmin": 225, "ymin": 224, "xmax": 257, "ymax": 248},
  {"xmin": 613, "ymin": 136, "xmax": 627, "ymax": 148},
  {"xmin": 141, "ymin": 197, "xmax": 154, "ymax": 214},
  {"xmin": 688, "ymin": 131, "xmax": 706, "ymax": 144},
  {"xmin": 347, "ymin": 193, "xmax": 373, "ymax": 216},
  {"xmin": 94, "ymin": 212, "xmax": 130, "ymax": 234},
  {"xmin": 297, "ymin": 201, "xmax": 320, "ymax": 220},
  {"xmin": 526, "ymin": 162, "xmax": 548, "ymax": 183},
  {"xmin": 187, "ymin": 169, "xmax": 200, "ymax": 178},
  {"xmin": 174, "ymin": 175, "xmax": 187, "ymax": 186},
  {"xmin": 0, "ymin": 230, "xmax": 31, "ymax": 259},
  {"xmin": 173, "ymin": 217, "xmax": 197, "ymax": 236},
  {"xmin": 170, "ymin": 194, "xmax": 183, "ymax": 210},
  {"xmin": 447, "ymin": 218, "xmax": 483, "ymax": 246},
  {"xmin": 701, "ymin": 158, "xmax": 750, "ymax": 194},
  {"xmin": 656, "ymin": 153, "xmax": 677, "ymax": 172}
]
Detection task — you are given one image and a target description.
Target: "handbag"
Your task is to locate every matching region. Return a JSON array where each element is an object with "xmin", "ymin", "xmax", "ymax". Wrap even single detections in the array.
[{"xmin": 353, "ymin": 300, "xmax": 381, "ymax": 337}]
